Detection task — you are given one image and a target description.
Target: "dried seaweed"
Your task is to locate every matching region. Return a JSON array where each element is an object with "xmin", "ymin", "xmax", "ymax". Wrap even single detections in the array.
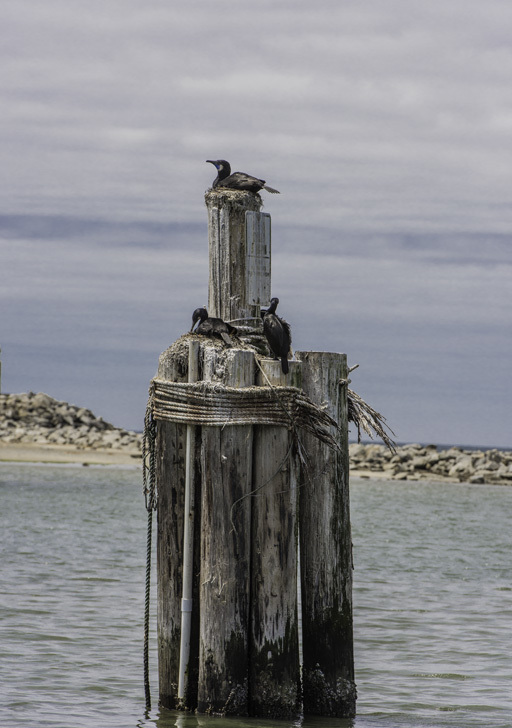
[{"xmin": 347, "ymin": 388, "xmax": 397, "ymax": 453}]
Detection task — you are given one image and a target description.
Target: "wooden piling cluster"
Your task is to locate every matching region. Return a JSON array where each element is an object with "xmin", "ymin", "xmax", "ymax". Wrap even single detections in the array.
[{"xmin": 153, "ymin": 189, "xmax": 356, "ymax": 718}]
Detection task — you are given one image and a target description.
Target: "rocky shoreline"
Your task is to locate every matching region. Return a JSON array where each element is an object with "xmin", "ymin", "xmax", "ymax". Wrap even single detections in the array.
[
  {"xmin": 1, "ymin": 392, "xmax": 510, "ymax": 483},
  {"xmin": 0, "ymin": 392, "xmax": 142, "ymax": 456},
  {"xmin": 349, "ymin": 442, "xmax": 512, "ymax": 485}
]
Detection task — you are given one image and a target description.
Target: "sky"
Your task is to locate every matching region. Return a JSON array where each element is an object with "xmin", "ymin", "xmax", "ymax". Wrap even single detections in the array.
[{"xmin": 1, "ymin": 0, "xmax": 511, "ymax": 448}]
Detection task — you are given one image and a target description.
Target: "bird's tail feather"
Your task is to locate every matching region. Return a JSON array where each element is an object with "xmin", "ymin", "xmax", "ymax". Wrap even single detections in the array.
[
  {"xmin": 220, "ymin": 332, "xmax": 234, "ymax": 347},
  {"xmin": 281, "ymin": 356, "xmax": 289, "ymax": 375}
]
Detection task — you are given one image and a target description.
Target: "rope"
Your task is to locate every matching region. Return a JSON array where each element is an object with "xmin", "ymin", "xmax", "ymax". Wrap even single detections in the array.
[
  {"xmin": 142, "ymin": 400, "xmax": 157, "ymax": 713},
  {"xmin": 226, "ymin": 316, "xmax": 262, "ymax": 327},
  {"xmin": 143, "ymin": 509, "xmax": 153, "ymax": 713},
  {"xmin": 150, "ymin": 378, "xmax": 340, "ymax": 451}
]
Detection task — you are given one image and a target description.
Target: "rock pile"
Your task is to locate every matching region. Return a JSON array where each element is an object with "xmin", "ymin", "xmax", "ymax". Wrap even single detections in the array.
[
  {"xmin": 0, "ymin": 392, "xmax": 142, "ymax": 453},
  {"xmin": 349, "ymin": 442, "xmax": 512, "ymax": 485}
]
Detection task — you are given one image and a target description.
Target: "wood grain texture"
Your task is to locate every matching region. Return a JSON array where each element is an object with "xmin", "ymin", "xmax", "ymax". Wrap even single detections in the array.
[
  {"xmin": 197, "ymin": 348, "xmax": 255, "ymax": 715},
  {"xmin": 206, "ymin": 190, "xmax": 268, "ymax": 322},
  {"xmin": 249, "ymin": 359, "xmax": 302, "ymax": 719}
]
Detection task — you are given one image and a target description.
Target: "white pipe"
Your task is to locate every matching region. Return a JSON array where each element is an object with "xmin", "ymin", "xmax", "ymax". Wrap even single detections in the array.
[{"xmin": 177, "ymin": 339, "xmax": 199, "ymax": 702}]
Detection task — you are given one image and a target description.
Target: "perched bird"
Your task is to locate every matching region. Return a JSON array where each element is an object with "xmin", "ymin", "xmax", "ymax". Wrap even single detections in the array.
[
  {"xmin": 206, "ymin": 159, "xmax": 280, "ymax": 194},
  {"xmin": 261, "ymin": 298, "xmax": 292, "ymax": 374},
  {"xmin": 190, "ymin": 307, "xmax": 237, "ymax": 346}
]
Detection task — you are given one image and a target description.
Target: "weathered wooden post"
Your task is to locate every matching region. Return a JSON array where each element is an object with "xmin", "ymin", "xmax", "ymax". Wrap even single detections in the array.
[
  {"xmin": 250, "ymin": 360, "xmax": 302, "ymax": 717},
  {"xmin": 197, "ymin": 346, "xmax": 254, "ymax": 714},
  {"xmin": 152, "ymin": 186, "xmax": 356, "ymax": 719},
  {"xmin": 206, "ymin": 189, "xmax": 270, "ymax": 323},
  {"xmin": 297, "ymin": 351, "xmax": 356, "ymax": 717}
]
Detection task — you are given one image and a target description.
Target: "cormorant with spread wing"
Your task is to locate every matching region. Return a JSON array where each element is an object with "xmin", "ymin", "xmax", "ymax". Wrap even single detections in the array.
[
  {"xmin": 206, "ymin": 159, "xmax": 280, "ymax": 194},
  {"xmin": 190, "ymin": 307, "xmax": 237, "ymax": 346},
  {"xmin": 261, "ymin": 297, "xmax": 292, "ymax": 374}
]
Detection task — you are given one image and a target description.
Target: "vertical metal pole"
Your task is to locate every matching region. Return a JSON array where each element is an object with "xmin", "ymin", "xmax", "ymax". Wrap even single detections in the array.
[{"xmin": 177, "ymin": 339, "xmax": 200, "ymax": 703}]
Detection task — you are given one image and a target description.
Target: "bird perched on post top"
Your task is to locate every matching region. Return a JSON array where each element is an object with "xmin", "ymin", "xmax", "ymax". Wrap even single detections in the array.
[
  {"xmin": 206, "ymin": 159, "xmax": 280, "ymax": 194},
  {"xmin": 190, "ymin": 307, "xmax": 237, "ymax": 346},
  {"xmin": 261, "ymin": 297, "xmax": 292, "ymax": 374}
]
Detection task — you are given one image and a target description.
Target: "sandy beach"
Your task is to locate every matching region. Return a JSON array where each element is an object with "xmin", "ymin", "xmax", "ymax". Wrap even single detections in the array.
[
  {"xmin": 0, "ymin": 441, "xmax": 374, "ymax": 475},
  {"xmin": 0, "ymin": 442, "xmax": 503, "ymax": 484},
  {"xmin": 0, "ymin": 442, "xmax": 512, "ymax": 485},
  {"xmin": 0, "ymin": 442, "xmax": 142, "ymax": 467},
  {"xmin": 0, "ymin": 443, "xmax": 453, "ymax": 481},
  {"xmin": 0, "ymin": 441, "xmax": 387, "ymax": 478},
  {"xmin": 348, "ymin": 467, "xmax": 458, "ymax": 483}
]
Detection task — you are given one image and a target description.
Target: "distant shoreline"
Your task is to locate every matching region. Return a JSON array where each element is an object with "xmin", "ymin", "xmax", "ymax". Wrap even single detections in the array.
[
  {"xmin": 0, "ymin": 391, "xmax": 142, "ymax": 465},
  {"xmin": 1, "ymin": 440, "xmax": 511, "ymax": 486},
  {"xmin": 349, "ymin": 467, "xmax": 456, "ymax": 484},
  {"xmin": 0, "ymin": 442, "xmax": 141, "ymax": 467},
  {"xmin": 348, "ymin": 442, "xmax": 512, "ymax": 485},
  {"xmin": 1, "ymin": 392, "xmax": 511, "ymax": 482}
]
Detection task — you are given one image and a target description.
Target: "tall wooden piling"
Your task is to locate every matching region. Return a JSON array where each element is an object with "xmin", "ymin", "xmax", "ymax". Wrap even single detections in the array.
[
  {"xmin": 153, "ymin": 187, "xmax": 356, "ymax": 719},
  {"xmin": 297, "ymin": 351, "xmax": 356, "ymax": 717},
  {"xmin": 205, "ymin": 189, "xmax": 270, "ymax": 322},
  {"xmin": 250, "ymin": 360, "xmax": 302, "ymax": 718},
  {"xmin": 197, "ymin": 347, "xmax": 254, "ymax": 714}
]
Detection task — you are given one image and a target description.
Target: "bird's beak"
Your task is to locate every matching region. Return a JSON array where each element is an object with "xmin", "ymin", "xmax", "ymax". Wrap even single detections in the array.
[{"xmin": 206, "ymin": 160, "xmax": 215, "ymax": 165}]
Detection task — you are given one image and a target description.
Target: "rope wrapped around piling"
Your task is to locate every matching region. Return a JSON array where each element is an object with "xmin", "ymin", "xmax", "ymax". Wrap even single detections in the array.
[{"xmin": 149, "ymin": 377, "xmax": 341, "ymax": 451}]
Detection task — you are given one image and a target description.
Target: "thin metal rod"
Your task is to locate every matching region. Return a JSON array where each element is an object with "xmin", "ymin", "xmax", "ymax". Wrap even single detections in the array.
[{"xmin": 177, "ymin": 340, "xmax": 200, "ymax": 703}]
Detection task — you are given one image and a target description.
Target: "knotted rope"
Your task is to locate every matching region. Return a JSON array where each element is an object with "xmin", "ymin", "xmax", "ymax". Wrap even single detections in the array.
[
  {"xmin": 149, "ymin": 377, "xmax": 341, "ymax": 451},
  {"xmin": 142, "ymin": 403, "xmax": 157, "ymax": 714}
]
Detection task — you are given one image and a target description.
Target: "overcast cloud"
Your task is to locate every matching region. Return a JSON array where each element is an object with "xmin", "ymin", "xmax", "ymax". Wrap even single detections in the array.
[{"xmin": 1, "ymin": 0, "xmax": 511, "ymax": 447}]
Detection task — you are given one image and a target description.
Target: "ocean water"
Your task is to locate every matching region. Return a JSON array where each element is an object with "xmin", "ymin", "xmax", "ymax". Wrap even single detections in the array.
[{"xmin": 0, "ymin": 463, "xmax": 511, "ymax": 728}]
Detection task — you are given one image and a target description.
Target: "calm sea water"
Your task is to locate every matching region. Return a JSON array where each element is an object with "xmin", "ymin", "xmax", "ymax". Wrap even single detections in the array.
[{"xmin": 1, "ymin": 463, "xmax": 511, "ymax": 728}]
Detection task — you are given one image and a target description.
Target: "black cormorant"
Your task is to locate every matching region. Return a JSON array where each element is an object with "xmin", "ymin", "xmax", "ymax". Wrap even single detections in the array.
[
  {"xmin": 190, "ymin": 307, "xmax": 237, "ymax": 346},
  {"xmin": 261, "ymin": 298, "xmax": 292, "ymax": 374},
  {"xmin": 206, "ymin": 160, "xmax": 280, "ymax": 194}
]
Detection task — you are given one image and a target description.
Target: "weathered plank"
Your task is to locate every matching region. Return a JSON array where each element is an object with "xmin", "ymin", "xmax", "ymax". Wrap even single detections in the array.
[
  {"xmin": 295, "ymin": 350, "xmax": 356, "ymax": 718},
  {"xmin": 249, "ymin": 359, "xmax": 302, "ymax": 719},
  {"xmin": 197, "ymin": 348, "xmax": 255, "ymax": 715},
  {"xmin": 246, "ymin": 211, "xmax": 271, "ymax": 307}
]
